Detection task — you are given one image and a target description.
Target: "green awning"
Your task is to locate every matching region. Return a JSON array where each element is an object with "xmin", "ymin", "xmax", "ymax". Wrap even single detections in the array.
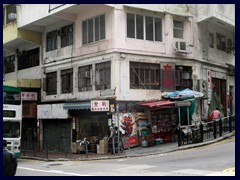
[{"xmin": 63, "ymin": 102, "xmax": 91, "ymax": 110}]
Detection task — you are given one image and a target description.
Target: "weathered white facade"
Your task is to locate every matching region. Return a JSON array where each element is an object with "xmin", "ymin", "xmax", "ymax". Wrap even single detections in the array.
[{"xmin": 3, "ymin": 4, "xmax": 235, "ymax": 151}]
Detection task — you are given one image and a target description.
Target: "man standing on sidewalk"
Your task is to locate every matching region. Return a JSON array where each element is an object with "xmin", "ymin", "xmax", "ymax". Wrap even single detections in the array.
[{"xmin": 3, "ymin": 139, "xmax": 18, "ymax": 176}]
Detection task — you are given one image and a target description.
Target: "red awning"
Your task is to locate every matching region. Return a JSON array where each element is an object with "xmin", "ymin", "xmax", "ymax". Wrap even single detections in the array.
[{"xmin": 138, "ymin": 100, "xmax": 175, "ymax": 109}]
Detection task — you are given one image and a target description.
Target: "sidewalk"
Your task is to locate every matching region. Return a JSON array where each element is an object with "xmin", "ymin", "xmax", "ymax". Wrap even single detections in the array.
[{"xmin": 20, "ymin": 132, "xmax": 235, "ymax": 161}]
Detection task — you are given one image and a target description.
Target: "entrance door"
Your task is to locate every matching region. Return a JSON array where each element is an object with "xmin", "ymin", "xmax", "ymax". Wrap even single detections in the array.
[{"xmin": 43, "ymin": 119, "xmax": 71, "ymax": 152}]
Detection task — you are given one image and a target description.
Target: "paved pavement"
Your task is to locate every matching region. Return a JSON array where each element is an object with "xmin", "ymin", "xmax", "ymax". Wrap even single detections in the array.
[{"xmin": 20, "ymin": 132, "xmax": 235, "ymax": 161}]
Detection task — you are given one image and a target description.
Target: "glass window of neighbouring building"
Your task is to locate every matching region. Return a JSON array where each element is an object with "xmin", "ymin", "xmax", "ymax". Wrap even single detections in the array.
[
  {"xmin": 95, "ymin": 61, "xmax": 111, "ymax": 90},
  {"xmin": 216, "ymin": 33, "xmax": 226, "ymax": 51},
  {"xmin": 209, "ymin": 33, "xmax": 214, "ymax": 48},
  {"xmin": 173, "ymin": 20, "xmax": 184, "ymax": 39},
  {"xmin": 175, "ymin": 66, "xmax": 192, "ymax": 90},
  {"xmin": 127, "ymin": 13, "xmax": 162, "ymax": 42},
  {"xmin": 61, "ymin": 68, "xmax": 73, "ymax": 94},
  {"xmin": 78, "ymin": 65, "xmax": 93, "ymax": 92},
  {"xmin": 46, "ymin": 72, "xmax": 57, "ymax": 95},
  {"xmin": 130, "ymin": 62, "xmax": 160, "ymax": 89},
  {"xmin": 82, "ymin": 14, "xmax": 105, "ymax": 45},
  {"xmin": 4, "ymin": 55, "xmax": 15, "ymax": 74},
  {"xmin": 60, "ymin": 24, "xmax": 73, "ymax": 48},
  {"xmin": 17, "ymin": 48, "xmax": 40, "ymax": 70},
  {"xmin": 46, "ymin": 30, "xmax": 58, "ymax": 51}
]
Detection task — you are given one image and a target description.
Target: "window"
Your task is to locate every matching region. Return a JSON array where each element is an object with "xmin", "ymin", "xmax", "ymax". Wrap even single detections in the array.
[
  {"xmin": 173, "ymin": 20, "xmax": 184, "ymax": 39},
  {"xmin": 6, "ymin": 4, "xmax": 16, "ymax": 24},
  {"xmin": 18, "ymin": 48, "xmax": 39, "ymax": 70},
  {"xmin": 130, "ymin": 62, "xmax": 160, "ymax": 89},
  {"xmin": 209, "ymin": 33, "xmax": 214, "ymax": 48},
  {"xmin": 78, "ymin": 65, "xmax": 92, "ymax": 92},
  {"xmin": 61, "ymin": 24, "xmax": 73, "ymax": 48},
  {"xmin": 4, "ymin": 55, "xmax": 15, "ymax": 73},
  {"xmin": 82, "ymin": 14, "xmax": 105, "ymax": 45},
  {"xmin": 46, "ymin": 30, "xmax": 58, "ymax": 51},
  {"xmin": 46, "ymin": 72, "xmax": 57, "ymax": 95},
  {"xmin": 95, "ymin": 62, "xmax": 111, "ymax": 90},
  {"xmin": 175, "ymin": 66, "xmax": 192, "ymax": 90},
  {"xmin": 127, "ymin": 13, "xmax": 162, "ymax": 42},
  {"xmin": 216, "ymin": 33, "xmax": 226, "ymax": 51},
  {"xmin": 61, "ymin": 68, "xmax": 73, "ymax": 94}
]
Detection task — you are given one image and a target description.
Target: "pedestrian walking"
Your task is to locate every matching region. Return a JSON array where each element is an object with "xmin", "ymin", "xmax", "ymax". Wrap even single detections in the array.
[
  {"xmin": 209, "ymin": 107, "xmax": 221, "ymax": 121},
  {"xmin": 3, "ymin": 139, "xmax": 18, "ymax": 176}
]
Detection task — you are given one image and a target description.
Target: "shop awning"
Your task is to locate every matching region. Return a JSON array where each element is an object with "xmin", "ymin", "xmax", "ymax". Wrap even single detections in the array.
[
  {"xmin": 63, "ymin": 102, "xmax": 91, "ymax": 110},
  {"xmin": 138, "ymin": 100, "xmax": 175, "ymax": 109}
]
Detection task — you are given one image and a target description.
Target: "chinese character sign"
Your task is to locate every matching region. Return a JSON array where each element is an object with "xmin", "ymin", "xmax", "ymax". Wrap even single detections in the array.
[
  {"xmin": 161, "ymin": 63, "xmax": 176, "ymax": 91},
  {"xmin": 21, "ymin": 92, "xmax": 38, "ymax": 101},
  {"xmin": 91, "ymin": 100, "xmax": 109, "ymax": 111}
]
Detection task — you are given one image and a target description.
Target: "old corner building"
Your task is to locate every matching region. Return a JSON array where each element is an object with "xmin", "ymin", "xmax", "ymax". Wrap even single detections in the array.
[{"xmin": 3, "ymin": 4, "xmax": 235, "ymax": 153}]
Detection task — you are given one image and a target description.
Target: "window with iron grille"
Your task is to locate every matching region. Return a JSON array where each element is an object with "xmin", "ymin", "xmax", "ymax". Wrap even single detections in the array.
[
  {"xmin": 6, "ymin": 4, "xmax": 16, "ymax": 24},
  {"xmin": 82, "ymin": 14, "xmax": 105, "ymax": 45},
  {"xmin": 95, "ymin": 62, "xmax": 111, "ymax": 90},
  {"xmin": 46, "ymin": 72, "xmax": 57, "ymax": 95},
  {"xmin": 127, "ymin": 13, "xmax": 162, "ymax": 42},
  {"xmin": 216, "ymin": 33, "xmax": 226, "ymax": 51},
  {"xmin": 175, "ymin": 66, "xmax": 192, "ymax": 90},
  {"xmin": 61, "ymin": 68, "xmax": 73, "ymax": 94},
  {"xmin": 78, "ymin": 65, "xmax": 92, "ymax": 92},
  {"xmin": 61, "ymin": 24, "xmax": 73, "ymax": 48},
  {"xmin": 173, "ymin": 20, "xmax": 184, "ymax": 39},
  {"xmin": 46, "ymin": 30, "xmax": 58, "ymax": 51},
  {"xmin": 4, "ymin": 55, "xmax": 15, "ymax": 74},
  {"xmin": 130, "ymin": 62, "xmax": 160, "ymax": 89},
  {"xmin": 17, "ymin": 48, "xmax": 40, "ymax": 70}
]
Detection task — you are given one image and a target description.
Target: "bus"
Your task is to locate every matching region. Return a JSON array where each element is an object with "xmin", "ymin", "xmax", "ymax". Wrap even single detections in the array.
[{"xmin": 3, "ymin": 85, "xmax": 22, "ymax": 158}]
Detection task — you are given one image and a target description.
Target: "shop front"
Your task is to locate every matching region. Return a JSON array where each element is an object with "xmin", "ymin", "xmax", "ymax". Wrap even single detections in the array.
[
  {"xmin": 63, "ymin": 100, "xmax": 113, "ymax": 154},
  {"xmin": 37, "ymin": 103, "xmax": 70, "ymax": 152}
]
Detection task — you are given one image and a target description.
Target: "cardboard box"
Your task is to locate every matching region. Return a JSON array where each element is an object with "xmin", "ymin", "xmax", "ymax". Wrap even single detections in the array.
[{"xmin": 97, "ymin": 140, "xmax": 108, "ymax": 154}]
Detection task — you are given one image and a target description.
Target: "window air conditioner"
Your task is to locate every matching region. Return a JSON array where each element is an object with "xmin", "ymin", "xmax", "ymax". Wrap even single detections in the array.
[
  {"xmin": 8, "ymin": 13, "xmax": 17, "ymax": 20},
  {"xmin": 175, "ymin": 41, "xmax": 187, "ymax": 53}
]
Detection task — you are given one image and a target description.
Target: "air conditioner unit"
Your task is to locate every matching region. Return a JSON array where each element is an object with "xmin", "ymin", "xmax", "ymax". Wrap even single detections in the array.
[
  {"xmin": 175, "ymin": 41, "xmax": 187, "ymax": 53},
  {"xmin": 8, "ymin": 13, "xmax": 17, "ymax": 20}
]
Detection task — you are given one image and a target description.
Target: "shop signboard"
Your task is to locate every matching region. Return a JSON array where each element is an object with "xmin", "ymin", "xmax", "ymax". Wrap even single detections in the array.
[
  {"xmin": 161, "ymin": 63, "xmax": 176, "ymax": 92},
  {"xmin": 91, "ymin": 100, "xmax": 109, "ymax": 111},
  {"xmin": 175, "ymin": 101, "xmax": 191, "ymax": 107},
  {"xmin": 21, "ymin": 92, "xmax": 37, "ymax": 101}
]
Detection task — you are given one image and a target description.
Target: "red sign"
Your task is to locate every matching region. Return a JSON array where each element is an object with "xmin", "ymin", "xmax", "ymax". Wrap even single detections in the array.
[
  {"xmin": 21, "ymin": 92, "xmax": 37, "ymax": 101},
  {"xmin": 91, "ymin": 100, "xmax": 109, "ymax": 111},
  {"xmin": 128, "ymin": 135, "xmax": 139, "ymax": 147},
  {"xmin": 161, "ymin": 63, "xmax": 176, "ymax": 91}
]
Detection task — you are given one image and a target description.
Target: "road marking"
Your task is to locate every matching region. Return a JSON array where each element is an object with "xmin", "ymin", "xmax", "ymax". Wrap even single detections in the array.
[
  {"xmin": 223, "ymin": 167, "xmax": 235, "ymax": 175},
  {"xmin": 171, "ymin": 169, "xmax": 234, "ymax": 176},
  {"xmin": 18, "ymin": 166, "xmax": 93, "ymax": 176}
]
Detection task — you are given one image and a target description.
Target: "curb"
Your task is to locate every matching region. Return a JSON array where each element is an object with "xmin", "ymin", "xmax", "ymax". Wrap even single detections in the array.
[{"xmin": 20, "ymin": 132, "xmax": 235, "ymax": 161}]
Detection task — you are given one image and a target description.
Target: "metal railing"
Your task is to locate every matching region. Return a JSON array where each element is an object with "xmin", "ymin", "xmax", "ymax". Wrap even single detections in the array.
[{"xmin": 177, "ymin": 114, "xmax": 235, "ymax": 146}]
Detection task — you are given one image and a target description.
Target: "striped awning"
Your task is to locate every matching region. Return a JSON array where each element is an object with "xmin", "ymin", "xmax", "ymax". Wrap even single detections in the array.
[{"xmin": 63, "ymin": 102, "xmax": 91, "ymax": 110}]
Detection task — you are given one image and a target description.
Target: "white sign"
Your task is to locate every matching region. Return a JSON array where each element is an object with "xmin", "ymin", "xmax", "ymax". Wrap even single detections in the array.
[
  {"xmin": 21, "ymin": 92, "xmax": 37, "ymax": 101},
  {"xmin": 91, "ymin": 100, "xmax": 109, "ymax": 111},
  {"xmin": 37, "ymin": 104, "xmax": 68, "ymax": 119},
  {"xmin": 175, "ymin": 101, "xmax": 191, "ymax": 107},
  {"xmin": 207, "ymin": 69, "xmax": 212, "ymax": 104}
]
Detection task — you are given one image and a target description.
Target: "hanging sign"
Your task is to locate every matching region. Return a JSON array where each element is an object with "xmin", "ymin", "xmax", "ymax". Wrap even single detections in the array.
[
  {"xmin": 161, "ymin": 63, "xmax": 176, "ymax": 92},
  {"xmin": 91, "ymin": 100, "xmax": 109, "ymax": 111}
]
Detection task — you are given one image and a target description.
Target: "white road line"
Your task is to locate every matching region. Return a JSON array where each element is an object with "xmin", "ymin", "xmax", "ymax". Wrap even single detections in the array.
[
  {"xmin": 18, "ymin": 167, "xmax": 93, "ymax": 176},
  {"xmin": 171, "ymin": 169, "xmax": 234, "ymax": 176}
]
